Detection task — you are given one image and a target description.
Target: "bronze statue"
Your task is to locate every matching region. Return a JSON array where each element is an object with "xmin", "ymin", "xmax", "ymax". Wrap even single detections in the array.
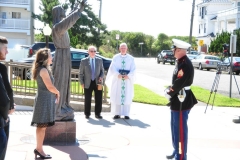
[{"xmin": 52, "ymin": 0, "xmax": 87, "ymax": 121}]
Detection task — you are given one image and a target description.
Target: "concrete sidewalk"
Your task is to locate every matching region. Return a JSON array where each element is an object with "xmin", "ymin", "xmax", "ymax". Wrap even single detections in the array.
[
  {"xmin": 5, "ymin": 103, "xmax": 240, "ymax": 160},
  {"xmin": 5, "ymin": 72, "xmax": 240, "ymax": 160}
]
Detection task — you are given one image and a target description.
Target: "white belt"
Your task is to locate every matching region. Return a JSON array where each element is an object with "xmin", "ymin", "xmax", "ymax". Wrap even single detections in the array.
[{"xmin": 184, "ymin": 86, "xmax": 191, "ymax": 90}]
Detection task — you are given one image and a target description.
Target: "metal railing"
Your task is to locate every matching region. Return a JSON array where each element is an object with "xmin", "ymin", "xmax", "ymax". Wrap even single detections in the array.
[
  {"xmin": 208, "ymin": 7, "xmax": 240, "ymax": 17},
  {"xmin": 0, "ymin": 19, "xmax": 30, "ymax": 30},
  {"xmin": 1, "ymin": 61, "xmax": 108, "ymax": 103},
  {"xmin": 0, "ymin": 0, "xmax": 29, "ymax": 5}
]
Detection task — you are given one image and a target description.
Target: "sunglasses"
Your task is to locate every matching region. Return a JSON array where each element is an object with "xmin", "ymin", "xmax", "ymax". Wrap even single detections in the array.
[{"xmin": 89, "ymin": 50, "xmax": 96, "ymax": 53}]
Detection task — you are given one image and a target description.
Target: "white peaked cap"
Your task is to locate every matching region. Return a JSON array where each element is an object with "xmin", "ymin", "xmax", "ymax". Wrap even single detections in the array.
[{"xmin": 172, "ymin": 39, "xmax": 191, "ymax": 49}]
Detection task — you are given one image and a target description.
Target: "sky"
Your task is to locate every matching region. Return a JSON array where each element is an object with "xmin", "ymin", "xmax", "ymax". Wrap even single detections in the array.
[{"xmin": 34, "ymin": 0, "xmax": 202, "ymax": 38}]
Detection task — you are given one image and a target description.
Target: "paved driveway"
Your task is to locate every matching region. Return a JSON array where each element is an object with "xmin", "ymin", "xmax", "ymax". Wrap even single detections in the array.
[{"xmin": 135, "ymin": 58, "xmax": 240, "ymax": 98}]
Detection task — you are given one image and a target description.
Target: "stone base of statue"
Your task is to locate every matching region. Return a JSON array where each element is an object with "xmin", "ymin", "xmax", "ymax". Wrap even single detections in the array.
[
  {"xmin": 232, "ymin": 116, "xmax": 240, "ymax": 123},
  {"xmin": 44, "ymin": 120, "xmax": 77, "ymax": 145}
]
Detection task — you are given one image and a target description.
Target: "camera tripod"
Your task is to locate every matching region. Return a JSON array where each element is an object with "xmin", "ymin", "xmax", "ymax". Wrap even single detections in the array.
[{"xmin": 204, "ymin": 58, "xmax": 240, "ymax": 113}]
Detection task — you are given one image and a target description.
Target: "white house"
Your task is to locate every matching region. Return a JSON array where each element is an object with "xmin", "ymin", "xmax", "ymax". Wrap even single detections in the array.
[
  {"xmin": 196, "ymin": 0, "xmax": 240, "ymax": 53},
  {"xmin": 0, "ymin": 0, "xmax": 34, "ymax": 49}
]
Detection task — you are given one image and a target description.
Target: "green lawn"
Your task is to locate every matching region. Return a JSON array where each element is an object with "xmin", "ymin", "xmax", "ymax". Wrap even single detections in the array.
[
  {"xmin": 133, "ymin": 84, "xmax": 169, "ymax": 105},
  {"xmin": 12, "ymin": 80, "xmax": 240, "ymax": 107},
  {"xmin": 134, "ymin": 85, "xmax": 240, "ymax": 107},
  {"xmin": 191, "ymin": 86, "xmax": 240, "ymax": 107}
]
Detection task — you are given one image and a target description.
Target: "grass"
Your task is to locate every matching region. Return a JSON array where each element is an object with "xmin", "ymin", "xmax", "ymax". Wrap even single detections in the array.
[
  {"xmin": 133, "ymin": 84, "xmax": 169, "ymax": 105},
  {"xmin": 191, "ymin": 86, "xmax": 240, "ymax": 107},
  {"xmin": 12, "ymin": 80, "xmax": 240, "ymax": 107}
]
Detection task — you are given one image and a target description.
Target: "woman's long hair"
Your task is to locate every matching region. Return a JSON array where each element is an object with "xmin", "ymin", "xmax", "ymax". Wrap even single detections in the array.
[{"xmin": 32, "ymin": 48, "xmax": 51, "ymax": 80}]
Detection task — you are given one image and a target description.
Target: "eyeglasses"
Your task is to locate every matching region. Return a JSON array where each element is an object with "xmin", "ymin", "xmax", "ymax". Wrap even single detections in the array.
[{"xmin": 89, "ymin": 50, "xmax": 96, "ymax": 53}]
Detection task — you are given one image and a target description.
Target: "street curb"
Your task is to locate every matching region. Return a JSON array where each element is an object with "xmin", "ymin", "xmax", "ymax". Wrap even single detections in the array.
[{"xmin": 14, "ymin": 95, "xmax": 111, "ymax": 112}]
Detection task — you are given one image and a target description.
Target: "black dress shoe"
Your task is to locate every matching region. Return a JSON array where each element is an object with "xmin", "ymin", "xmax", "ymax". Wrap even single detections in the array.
[
  {"xmin": 166, "ymin": 154, "xmax": 175, "ymax": 159},
  {"xmin": 95, "ymin": 115, "xmax": 103, "ymax": 119},
  {"xmin": 85, "ymin": 115, "xmax": 90, "ymax": 119},
  {"xmin": 113, "ymin": 115, "xmax": 120, "ymax": 119},
  {"xmin": 124, "ymin": 116, "xmax": 130, "ymax": 119}
]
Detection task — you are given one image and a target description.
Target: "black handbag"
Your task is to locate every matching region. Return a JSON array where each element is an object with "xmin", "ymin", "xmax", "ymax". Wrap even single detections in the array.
[{"xmin": 0, "ymin": 73, "xmax": 10, "ymax": 120}]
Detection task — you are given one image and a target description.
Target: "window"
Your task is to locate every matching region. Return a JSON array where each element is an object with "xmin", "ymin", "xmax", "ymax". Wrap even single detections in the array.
[
  {"xmin": 12, "ymin": 12, "xmax": 21, "ymax": 19},
  {"xmin": 235, "ymin": 58, "xmax": 240, "ymax": 62},
  {"xmin": 199, "ymin": 7, "xmax": 202, "ymax": 16},
  {"xmin": 204, "ymin": 23, "xmax": 206, "ymax": 33},
  {"xmin": 201, "ymin": 7, "xmax": 205, "ymax": 19},
  {"xmin": 72, "ymin": 52, "xmax": 87, "ymax": 60},
  {"xmin": 238, "ymin": 2, "xmax": 240, "ymax": 11},
  {"xmin": 199, "ymin": 24, "xmax": 201, "ymax": 34},
  {"xmin": 0, "ymin": 12, "xmax": 6, "ymax": 24},
  {"xmin": 224, "ymin": 58, "xmax": 230, "ymax": 63}
]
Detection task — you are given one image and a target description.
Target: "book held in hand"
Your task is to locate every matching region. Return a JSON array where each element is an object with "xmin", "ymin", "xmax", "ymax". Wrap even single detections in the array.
[{"xmin": 119, "ymin": 69, "xmax": 130, "ymax": 75}]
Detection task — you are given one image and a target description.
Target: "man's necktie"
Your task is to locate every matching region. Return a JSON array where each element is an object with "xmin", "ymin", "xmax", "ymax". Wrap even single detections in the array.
[{"xmin": 91, "ymin": 59, "xmax": 95, "ymax": 80}]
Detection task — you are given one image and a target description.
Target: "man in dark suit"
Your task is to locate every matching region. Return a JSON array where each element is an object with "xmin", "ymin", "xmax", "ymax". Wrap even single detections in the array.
[
  {"xmin": 79, "ymin": 46, "xmax": 104, "ymax": 119},
  {"xmin": 0, "ymin": 36, "xmax": 15, "ymax": 160}
]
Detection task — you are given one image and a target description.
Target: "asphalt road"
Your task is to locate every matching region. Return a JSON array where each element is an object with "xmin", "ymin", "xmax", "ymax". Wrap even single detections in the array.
[{"xmin": 135, "ymin": 57, "xmax": 240, "ymax": 99}]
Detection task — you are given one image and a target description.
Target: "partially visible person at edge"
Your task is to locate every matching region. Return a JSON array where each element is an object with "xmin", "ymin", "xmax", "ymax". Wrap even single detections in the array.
[
  {"xmin": 164, "ymin": 39, "xmax": 197, "ymax": 160},
  {"xmin": 0, "ymin": 36, "xmax": 15, "ymax": 160},
  {"xmin": 30, "ymin": 48, "xmax": 60, "ymax": 159},
  {"xmin": 79, "ymin": 46, "xmax": 104, "ymax": 119},
  {"xmin": 105, "ymin": 43, "xmax": 136, "ymax": 119}
]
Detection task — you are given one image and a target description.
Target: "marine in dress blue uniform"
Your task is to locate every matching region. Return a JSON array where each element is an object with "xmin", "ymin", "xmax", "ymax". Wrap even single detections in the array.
[{"xmin": 165, "ymin": 39, "xmax": 198, "ymax": 160}]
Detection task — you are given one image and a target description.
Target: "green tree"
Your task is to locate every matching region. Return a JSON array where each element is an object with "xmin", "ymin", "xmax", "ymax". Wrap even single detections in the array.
[
  {"xmin": 34, "ymin": 33, "xmax": 45, "ymax": 42},
  {"xmin": 156, "ymin": 33, "xmax": 170, "ymax": 51},
  {"xmin": 157, "ymin": 33, "xmax": 168, "ymax": 44},
  {"xmin": 32, "ymin": 0, "xmax": 61, "ymax": 33},
  {"xmin": 68, "ymin": 0, "xmax": 108, "ymax": 49},
  {"xmin": 169, "ymin": 36, "xmax": 197, "ymax": 49},
  {"xmin": 32, "ymin": 0, "xmax": 107, "ymax": 48},
  {"xmin": 209, "ymin": 31, "xmax": 231, "ymax": 54}
]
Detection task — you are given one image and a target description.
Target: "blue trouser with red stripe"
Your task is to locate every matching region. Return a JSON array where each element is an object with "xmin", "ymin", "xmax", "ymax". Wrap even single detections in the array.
[{"xmin": 170, "ymin": 109, "xmax": 190, "ymax": 160}]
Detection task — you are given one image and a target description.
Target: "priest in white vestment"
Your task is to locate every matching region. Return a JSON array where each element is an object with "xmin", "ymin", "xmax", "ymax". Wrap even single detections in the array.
[{"xmin": 105, "ymin": 43, "xmax": 136, "ymax": 119}]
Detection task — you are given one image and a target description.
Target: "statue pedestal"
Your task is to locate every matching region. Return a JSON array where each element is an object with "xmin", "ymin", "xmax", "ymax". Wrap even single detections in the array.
[{"xmin": 44, "ymin": 120, "xmax": 77, "ymax": 145}]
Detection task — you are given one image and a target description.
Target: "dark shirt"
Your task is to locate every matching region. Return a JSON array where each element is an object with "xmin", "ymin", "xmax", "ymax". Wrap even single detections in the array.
[
  {"xmin": 168, "ymin": 55, "xmax": 197, "ymax": 111},
  {"xmin": 0, "ymin": 63, "xmax": 14, "ymax": 110}
]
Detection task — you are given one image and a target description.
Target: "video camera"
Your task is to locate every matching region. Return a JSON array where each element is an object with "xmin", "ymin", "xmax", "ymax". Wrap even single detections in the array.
[{"xmin": 222, "ymin": 43, "xmax": 230, "ymax": 57}]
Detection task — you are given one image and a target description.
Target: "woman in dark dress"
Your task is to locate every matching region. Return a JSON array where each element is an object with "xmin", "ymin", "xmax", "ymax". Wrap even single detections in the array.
[{"xmin": 31, "ymin": 48, "xmax": 60, "ymax": 159}]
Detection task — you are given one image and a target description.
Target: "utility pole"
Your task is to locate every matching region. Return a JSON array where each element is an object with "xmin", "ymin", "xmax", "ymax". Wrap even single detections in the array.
[
  {"xmin": 98, "ymin": 0, "xmax": 102, "ymax": 26},
  {"xmin": 189, "ymin": 0, "xmax": 196, "ymax": 45},
  {"xmin": 97, "ymin": 0, "xmax": 102, "ymax": 51},
  {"xmin": 180, "ymin": 0, "xmax": 196, "ymax": 51}
]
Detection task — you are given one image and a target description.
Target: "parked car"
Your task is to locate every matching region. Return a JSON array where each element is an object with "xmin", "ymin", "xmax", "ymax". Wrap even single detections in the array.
[
  {"xmin": 157, "ymin": 50, "xmax": 175, "ymax": 65},
  {"xmin": 191, "ymin": 54, "xmax": 221, "ymax": 71},
  {"xmin": 14, "ymin": 53, "xmax": 55, "ymax": 80},
  {"xmin": 14, "ymin": 48, "xmax": 112, "ymax": 79},
  {"xmin": 187, "ymin": 50, "xmax": 200, "ymax": 55},
  {"xmin": 218, "ymin": 57, "xmax": 240, "ymax": 75},
  {"xmin": 187, "ymin": 54, "xmax": 197, "ymax": 61},
  {"xmin": 52, "ymin": 48, "xmax": 112, "ymax": 70},
  {"xmin": 28, "ymin": 42, "xmax": 56, "ymax": 57}
]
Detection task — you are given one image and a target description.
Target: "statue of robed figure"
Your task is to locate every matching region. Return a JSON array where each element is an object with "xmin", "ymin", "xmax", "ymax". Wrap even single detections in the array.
[{"xmin": 52, "ymin": 0, "xmax": 87, "ymax": 121}]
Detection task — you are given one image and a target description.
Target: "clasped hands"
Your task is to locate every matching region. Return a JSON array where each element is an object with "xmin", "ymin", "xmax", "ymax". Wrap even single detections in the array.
[
  {"xmin": 164, "ymin": 86, "xmax": 171, "ymax": 100},
  {"xmin": 118, "ymin": 74, "xmax": 129, "ymax": 80}
]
